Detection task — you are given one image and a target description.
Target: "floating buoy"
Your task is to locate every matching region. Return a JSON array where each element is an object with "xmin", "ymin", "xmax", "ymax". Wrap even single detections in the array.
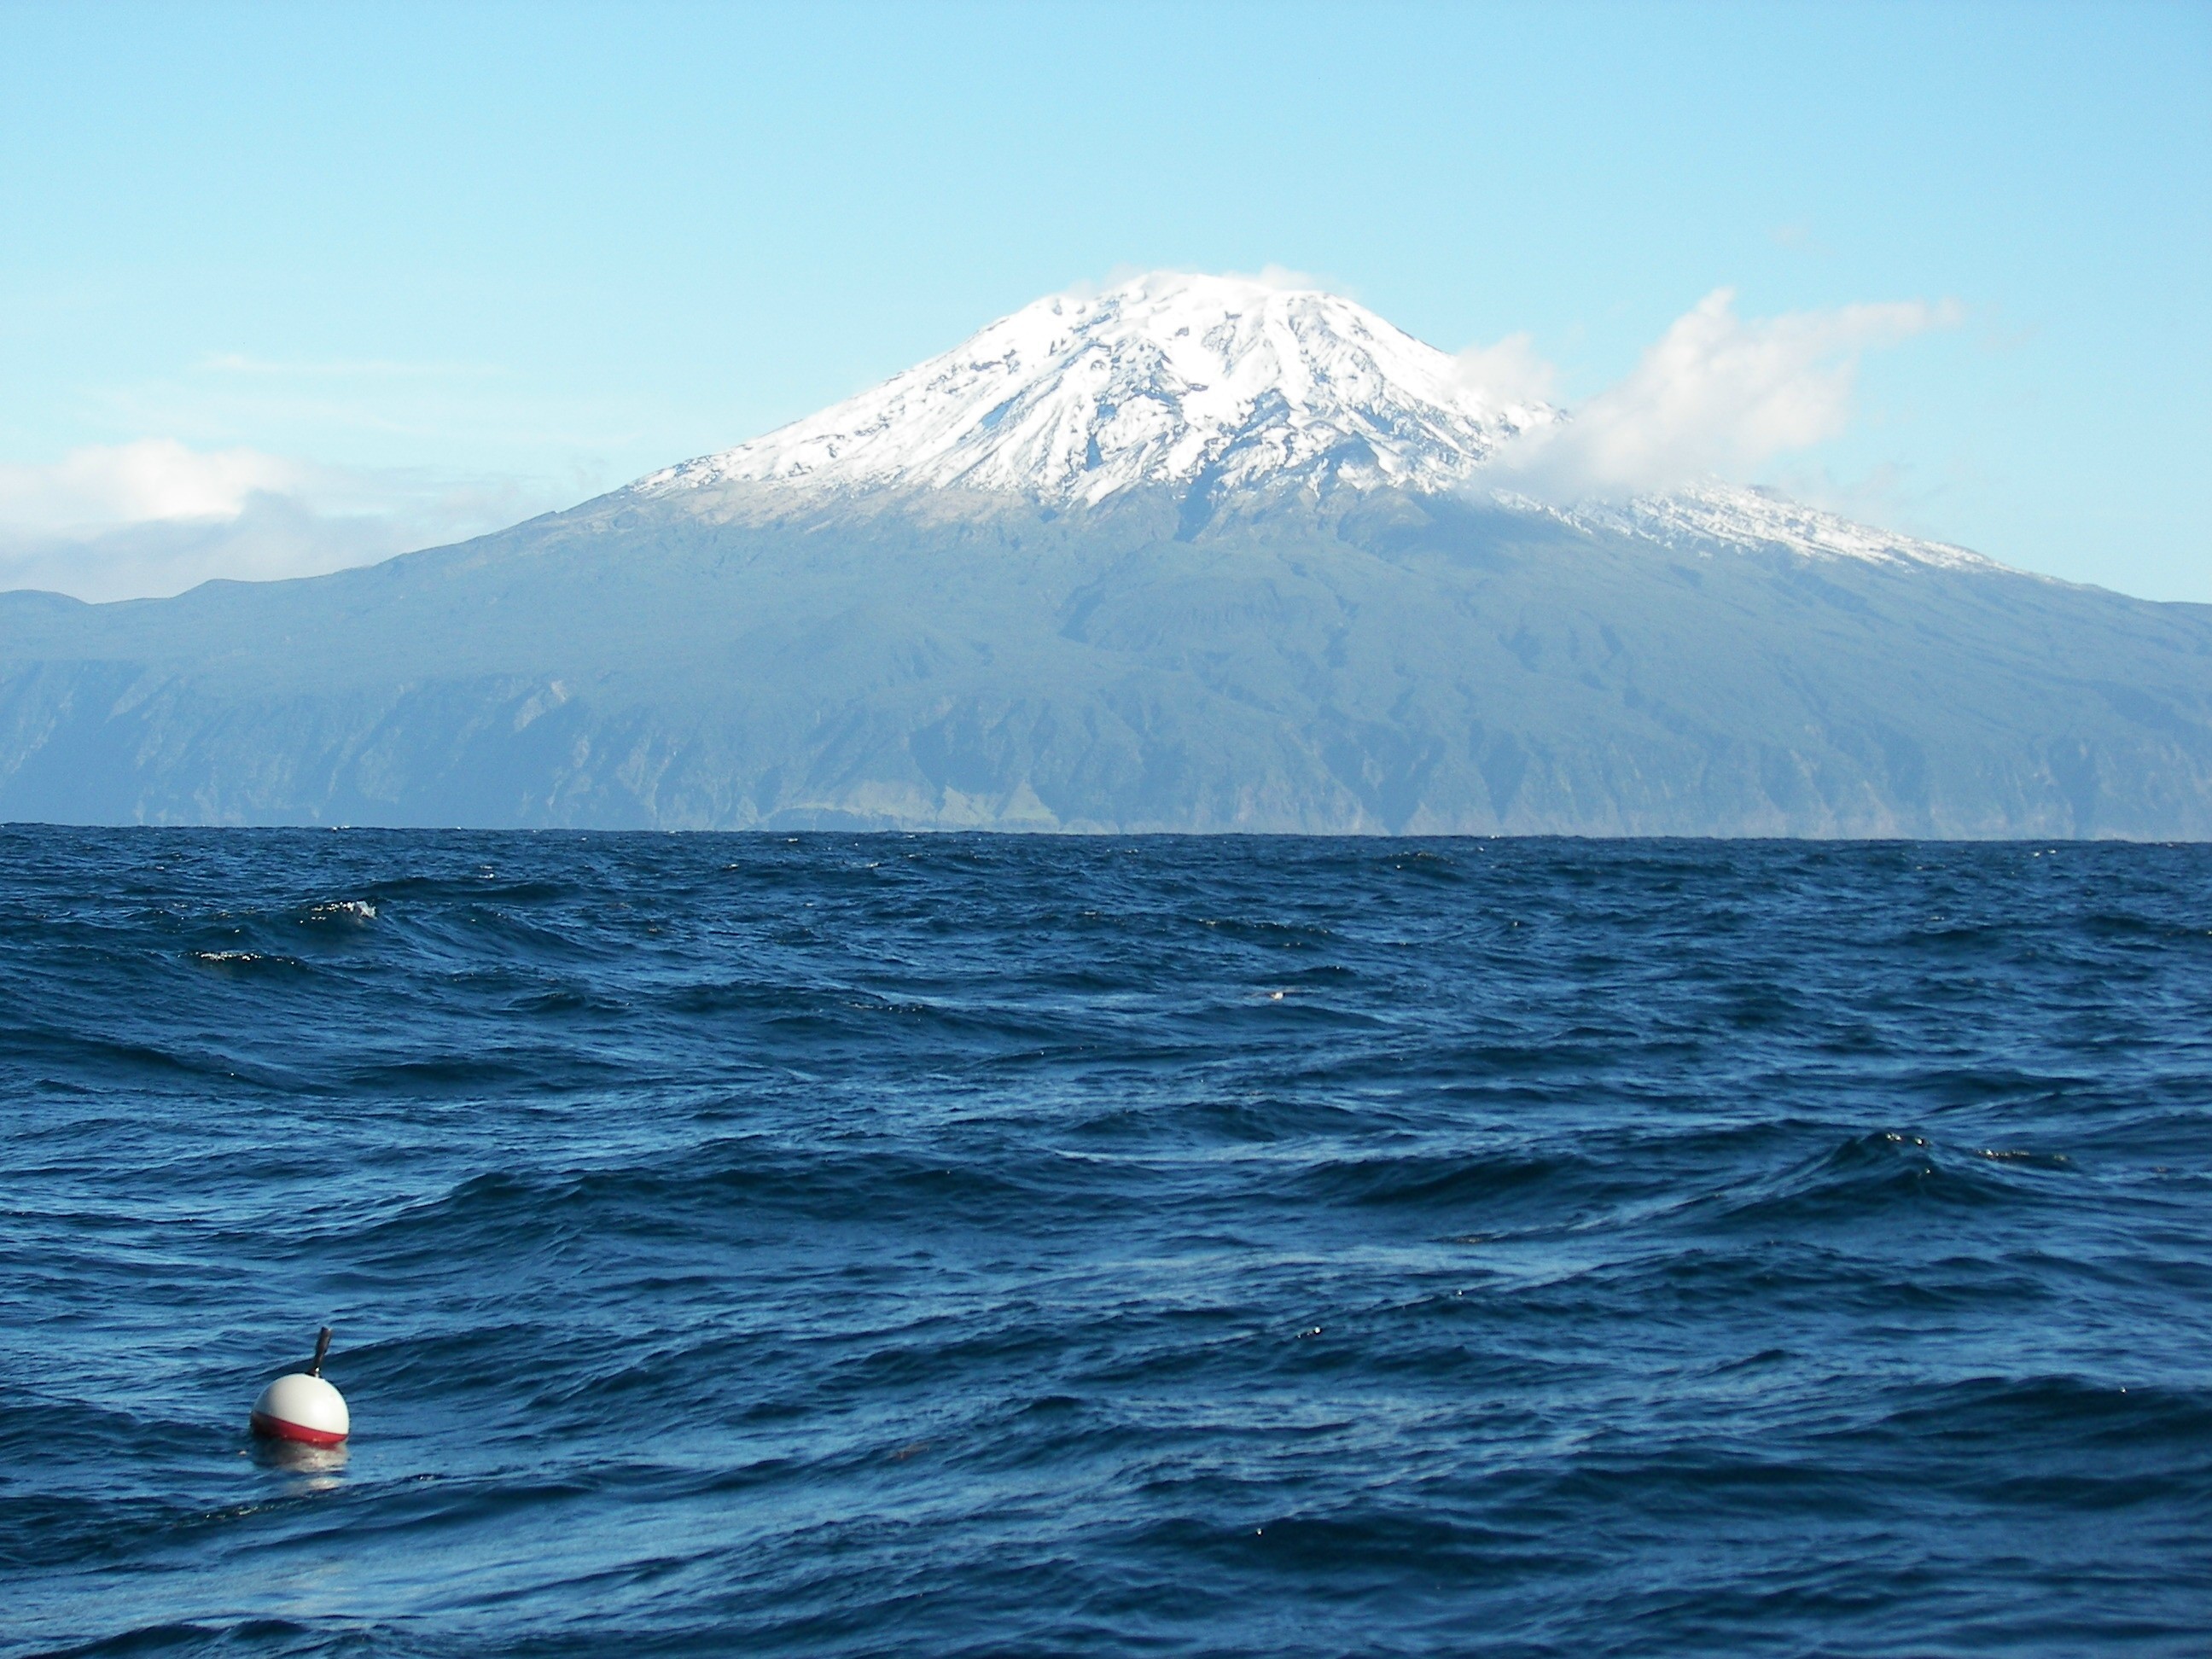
[{"xmin": 250, "ymin": 1326, "xmax": 350, "ymax": 1447}]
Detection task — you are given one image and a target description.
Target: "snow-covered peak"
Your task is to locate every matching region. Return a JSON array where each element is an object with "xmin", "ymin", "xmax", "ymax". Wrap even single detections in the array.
[
  {"xmin": 638, "ymin": 271, "xmax": 1554, "ymax": 508},
  {"xmin": 627, "ymin": 272, "xmax": 2000, "ymax": 578},
  {"xmin": 1580, "ymin": 483, "xmax": 1998, "ymax": 573}
]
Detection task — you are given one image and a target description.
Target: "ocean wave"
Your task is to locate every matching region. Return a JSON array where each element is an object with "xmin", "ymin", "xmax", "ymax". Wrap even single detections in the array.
[{"xmin": 5, "ymin": 830, "xmax": 2210, "ymax": 1656}]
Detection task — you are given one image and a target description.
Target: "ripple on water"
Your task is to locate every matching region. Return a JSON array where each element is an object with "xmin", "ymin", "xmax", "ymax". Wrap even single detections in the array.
[{"xmin": 2, "ymin": 829, "xmax": 2209, "ymax": 1657}]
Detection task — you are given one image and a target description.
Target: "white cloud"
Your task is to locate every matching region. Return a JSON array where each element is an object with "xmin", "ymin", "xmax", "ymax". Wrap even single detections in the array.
[
  {"xmin": 1245, "ymin": 263, "xmax": 1334, "ymax": 293},
  {"xmin": 0, "ymin": 439, "xmax": 311, "ymax": 532},
  {"xmin": 195, "ymin": 352, "xmax": 496, "ymax": 381},
  {"xmin": 1483, "ymin": 288, "xmax": 1961, "ymax": 502},
  {"xmin": 1452, "ymin": 331, "xmax": 1560, "ymax": 408},
  {"xmin": 1074, "ymin": 264, "xmax": 1344, "ymax": 301},
  {"xmin": 0, "ymin": 440, "xmax": 553, "ymax": 602}
]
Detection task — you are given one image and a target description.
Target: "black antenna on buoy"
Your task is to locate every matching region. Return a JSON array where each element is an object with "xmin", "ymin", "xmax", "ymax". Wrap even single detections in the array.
[{"xmin": 308, "ymin": 1327, "xmax": 333, "ymax": 1378}]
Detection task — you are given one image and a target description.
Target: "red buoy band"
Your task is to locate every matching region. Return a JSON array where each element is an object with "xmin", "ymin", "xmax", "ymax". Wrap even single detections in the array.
[{"xmin": 250, "ymin": 1409, "xmax": 348, "ymax": 1447}]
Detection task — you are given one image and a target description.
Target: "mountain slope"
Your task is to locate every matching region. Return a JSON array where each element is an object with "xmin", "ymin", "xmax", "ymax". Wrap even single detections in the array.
[{"xmin": 3, "ymin": 274, "xmax": 2209, "ymax": 835}]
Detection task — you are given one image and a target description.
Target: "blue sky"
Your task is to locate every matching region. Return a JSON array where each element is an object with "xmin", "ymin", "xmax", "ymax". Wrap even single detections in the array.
[{"xmin": 1, "ymin": 0, "xmax": 2205, "ymax": 600}]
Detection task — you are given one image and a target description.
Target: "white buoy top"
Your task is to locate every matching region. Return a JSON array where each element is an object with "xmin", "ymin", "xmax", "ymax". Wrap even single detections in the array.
[
  {"xmin": 250, "ymin": 1327, "xmax": 350, "ymax": 1446},
  {"xmin": 252, "ymin": 1371, "xmax": 350, "ymax": 1444}
]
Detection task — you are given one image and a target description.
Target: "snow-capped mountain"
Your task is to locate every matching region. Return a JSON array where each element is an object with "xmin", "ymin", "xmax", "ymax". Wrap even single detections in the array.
[
  {"xmin": 638, "ymin": 271, "xmax": 1554, "ymax": 508},
  {"xmin": 635, "ymin": 271, "xmax": 1988, "ymax": 575},
  {"xmin": 6, "ymin": 272, "xmax": 2207, "ymax": 835}
]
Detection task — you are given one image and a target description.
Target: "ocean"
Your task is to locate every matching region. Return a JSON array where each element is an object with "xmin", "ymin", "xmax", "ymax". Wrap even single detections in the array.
[{"xmin": 3, "ymin": 829, "xmax": 2208, "ymax": 1656}]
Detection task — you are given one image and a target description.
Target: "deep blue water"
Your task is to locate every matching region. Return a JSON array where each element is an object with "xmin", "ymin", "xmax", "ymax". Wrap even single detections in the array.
[{"xmin": 3, "ymin": 830, "xmax": 2210, "ymax": 1657}]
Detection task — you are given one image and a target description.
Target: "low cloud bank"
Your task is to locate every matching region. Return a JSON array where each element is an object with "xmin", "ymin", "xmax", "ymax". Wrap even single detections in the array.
[
  {"xmin": 1466, "ymin": 288, "xmax": 1960, "ymax": 503},
  {"xmin": 0, "ymin": 440, "xmax": 548, "ymax": 602}
]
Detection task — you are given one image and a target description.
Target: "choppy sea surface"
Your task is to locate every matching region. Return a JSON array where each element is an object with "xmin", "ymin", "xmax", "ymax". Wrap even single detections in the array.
[{"xmin": 3, "ymin": 830, "xmax": 2209, "ymax": 1657}]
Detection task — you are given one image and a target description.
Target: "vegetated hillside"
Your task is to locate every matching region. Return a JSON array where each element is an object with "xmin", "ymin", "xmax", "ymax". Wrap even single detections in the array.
[{"xmin": 3, "ymin": 482, "xmax": 2208, "ymax": 835}]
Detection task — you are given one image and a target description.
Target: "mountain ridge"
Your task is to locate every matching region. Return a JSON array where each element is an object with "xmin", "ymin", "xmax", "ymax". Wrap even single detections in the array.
[{"xmin": 2, "ymin": 274, "xmax": 2208, "ymax": 835}]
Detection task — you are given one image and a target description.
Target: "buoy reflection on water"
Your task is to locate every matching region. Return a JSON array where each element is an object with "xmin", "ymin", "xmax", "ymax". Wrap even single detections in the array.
[{"xmin": 248, "ymin": 1435, "xmax": 350, "ymax": 1481}]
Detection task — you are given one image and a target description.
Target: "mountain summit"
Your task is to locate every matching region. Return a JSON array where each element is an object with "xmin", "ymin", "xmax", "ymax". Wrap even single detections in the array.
[
  {"xmin": 634, "ymin": 272, "xmax": 1982, "ymax": 573},
  {"xmin": 3, "ymin": 276, "xmax": 2209, "ymax": 835},
  {"xmin": 638, "ymin": 272, "xmax": 1554, "ymax": 509}
]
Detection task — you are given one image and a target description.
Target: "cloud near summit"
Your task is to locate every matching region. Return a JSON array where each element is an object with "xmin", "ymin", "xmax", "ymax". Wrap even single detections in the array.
[{"xmin": 1470, "ymin": 288, "xmax": 1961, "ymax": 502}]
